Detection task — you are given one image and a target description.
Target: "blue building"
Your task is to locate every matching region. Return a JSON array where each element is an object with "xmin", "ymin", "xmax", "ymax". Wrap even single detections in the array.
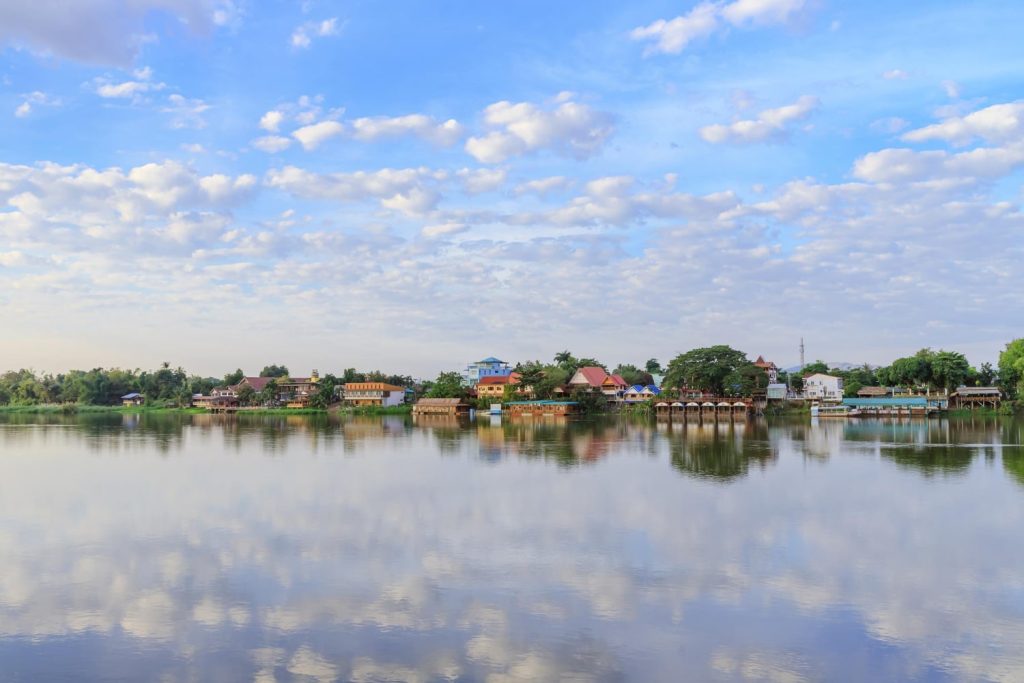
[{"xmin": 463, "ymin": 357, "xmax": 512, "ymax": 386}]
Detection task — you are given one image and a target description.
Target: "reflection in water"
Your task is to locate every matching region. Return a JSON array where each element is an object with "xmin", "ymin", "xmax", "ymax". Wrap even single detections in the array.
[{"xmin": 0, "ymin": 414, "xmax": 1022, "ymax": 681}]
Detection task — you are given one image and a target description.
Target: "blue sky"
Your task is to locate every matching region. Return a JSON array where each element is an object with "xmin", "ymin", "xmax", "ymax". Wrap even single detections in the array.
[{"xmin": 1, "ymin": 0, "xmax": 1022, "ymax": 377}]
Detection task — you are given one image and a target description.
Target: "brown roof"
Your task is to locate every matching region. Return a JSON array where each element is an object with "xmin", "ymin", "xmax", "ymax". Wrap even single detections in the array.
[
  {"xmin": 572, "ymin": 366, "xmax": 608, "ymax": 387},
  {"xmin": 415, "ymin": 398, "xmax": 469, "ymax": 406},
  {"xmin": 345, "ymin": 382, "xmax": 406, "ymax": 392},
  {"xmin": 857, "ymin": 386, "xmax": 889, "ymax": 396},
  {"xmin": 753, "ymin": 355, "xmax": 777, "ymax": 369},
  {"xmin": 608, "ymin": 373, "xmax": 628, "ymax": 387},
  {"xmin": 237, "ymin": 376, "xmax": 273, "ymax": 392}
]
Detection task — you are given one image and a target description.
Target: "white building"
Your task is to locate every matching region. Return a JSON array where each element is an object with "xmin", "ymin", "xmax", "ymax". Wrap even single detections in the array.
[{"xmin": 803, "ymin": 373, "xmax": 844, "ymax": 402}]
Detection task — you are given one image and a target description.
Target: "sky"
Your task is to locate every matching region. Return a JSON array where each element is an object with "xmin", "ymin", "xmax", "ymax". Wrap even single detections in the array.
[{"xmin": 0, "ymin": 0, "xmax": 1022, "ymax": 378}]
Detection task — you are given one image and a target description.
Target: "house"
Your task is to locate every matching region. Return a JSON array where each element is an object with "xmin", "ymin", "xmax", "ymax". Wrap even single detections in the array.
[
  {"xmin": 475, "ymin": 373, "xmax": 526, "ymax": 400},
  {"xmin": 753, "ymin": 356, "xmax": 780, "ymax": 384},
  {"xmin": 949, "ymin": 386, "xmax": 1002, "ymax": 410},
  {"xmin": 192, "ymin": 394, "xmax": 239, "ymax": 410},
  {"xmin": 121, "ymin": 392, "xmax": 144, "ymax": 407},
  {"xmin": 766, "ymin": 383, "xmax": 788, "ymax": 401},
  {"xmin": 463, "ymin": 357, "xmax": 512, "ymax": 386},
  {"xmin": 566, "ymin": 367, "xmax": 627, "ymax": 398},
  {"xmin": 622, "ymin": 385, "xmax": 661, "ymax": 403},
  {"xmin": 857, "ymin": 386, "xmax": 890, "ymax": 398},
  {"xmin": 803, "ymin": 373, "xmax": 844, "ymax": 402},
  {"xmin": 504, "ymin": 400, "xmax": 579, "ymax": 417},
  {"xmin": 343, "ymin": 382, "xmax": 407, "ymax": 407},
  {"xmin": 276, "ymin": 371, "xmax": 320, "ymax": 407},
  {"xmin": 412, "ymin": 397, "xmax": 471, "ymax": 416}
]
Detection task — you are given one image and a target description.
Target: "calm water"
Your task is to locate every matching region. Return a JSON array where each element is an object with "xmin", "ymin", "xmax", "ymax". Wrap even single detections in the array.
[{"xmin": 0, "ymin": 413, "xmax": 1022, "ymax": 682}]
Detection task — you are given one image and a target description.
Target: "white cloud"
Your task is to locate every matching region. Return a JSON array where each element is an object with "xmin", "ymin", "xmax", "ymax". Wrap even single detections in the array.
[
  {"xmin": 265, "ymin": 165, "xmax": 446, "ymax": 215},
  {"xmin": 252, "ymin": 136, "xmax": 293, "ymax": 153},
  {"xmin": 514, "ymin": 176, "xmax": 571, "ymax": 197},
  {"xmin": 901, "ymin": 102, "xmax": 1024, "ymax": 147},
  {"xmin": 93, "ymin": 68, "xmax": 166, "ymax": 99},
  {"xmin": 632, "ymin": 0, "xmax": 810, "ymax": 55},
  {"xmin": 701, "ymin": 95, "xmax": 819, "ymax": 144},
  {"xmin": 883, "ymin": 69, "xmax": 909, "ymax": 80},
  {"xmin": 161, "ymin": 94, "xmax": 210, "ymax": 129},
  {"xmin": 0, "ymin": 1, "xmax": 234, "ymax": 66},
  {"xmin": 350, "ymin": 114, "xmax": 464, "ymax": 146},
  {"xmin": 465, "ymin": 97, "xmax": 614, "ymax": 163},
  {"xmin": 942, "ymin": 80, "xmax": 962, "ymax": 99},
  {"xmin": 422, "ymin": 222, "xmax": 468, "ymax": 239},
  {"xmin": 291, "ymin": 121, "xmax": 345, "ymax": 150},
  {"xmin": 14, "ymin": 91, "xmax": 61, "ymax": 118},
  {"xmin": 259, "ymin": 110, "xmax": 285, "ymax": 132},
  {"xmin": 291, "ymin": 18, "xmax": 339, "ymax": 49},
  {"xmin": 456, "ymin": 168, "xmax": 506, "ymax": 194}
]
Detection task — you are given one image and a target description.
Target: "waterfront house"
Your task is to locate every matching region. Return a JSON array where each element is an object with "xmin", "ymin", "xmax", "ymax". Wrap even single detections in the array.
[
  {"xmin": 475, "ymin": 373, "xmax": 526, "ymax": 400},
  {"xmin": 623, "ymin": 385, "xmax": 661, "ymax": 403},
  {"xmin": 463, "ymin": 357, "xmax": 512, "ymax": 386},
  {"xmin": 504, "ymin": 400, "xmax": 579, "ymax": 417},
  {"xmin": 344, "ymin": 382, "xmax": 407, "ymax": 407},
  {"xmin": 413, "ymin": 397, "xmax": 471, "ymax": 416},
  {"xmin": 277, "ymin": 370, "xmax": 320, "ymax": 408},
  {"xmin": 803, "ymin": 373, "xmax": 844, "ymax": 402},
  {"xmin": 121, "ymin": 392, "xmax": 144, "ymax": 407},
  {"xmin": 753, "ymin": 356, "xmax": 780, "ymax": 384},
  {"xmin": 857, "ymin": 386, "xmax": 890, "ymax": 398},
  {"xmin": 566, "ymin": 367, "xmax": 628, "ymax": 399},
  {"xmin": 766, "ymin": 383, "xmax": 788, "ymax": 401},
  {"xmin": 949, "ymin": 386, "xmax": 1002, "ymax": 410}
]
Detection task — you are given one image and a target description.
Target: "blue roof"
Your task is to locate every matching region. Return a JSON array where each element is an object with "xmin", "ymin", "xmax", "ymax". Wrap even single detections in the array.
[
  {"xmin": 843, "ymin": 397, "xmax": 927, "ymax": 407},
  {"xmin": 629, "ymin": 384, "xmax": 644, "ymax": 392},
  {"xmin": 121, "ymin": 392, "xmax": 142, "ymax": 399},
  {"xmin": 645, "ymin": 385, "xmax": 661, "ymax": 394},
  {"xmin": 477, "ymin": 357, "xmax": 505, "ymax": 364}
]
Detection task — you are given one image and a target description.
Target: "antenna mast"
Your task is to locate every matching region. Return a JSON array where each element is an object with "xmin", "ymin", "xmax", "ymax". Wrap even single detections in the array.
[{"xmin": 800, "ymin": 338, "xmax": 805, "ymax": 370}]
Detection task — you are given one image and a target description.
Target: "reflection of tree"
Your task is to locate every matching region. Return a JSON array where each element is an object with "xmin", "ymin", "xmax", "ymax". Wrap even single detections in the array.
[
  {"xmin": 669, "ymin": 421, "xmax": 776, "ymax": 482},
  {"xmin": 1005, "ymin": 452, "xmax": 1024, "ymax": 488},
  {"xmin": 879, "ymin": 444, "xmax": 975, "ymax": 476}
]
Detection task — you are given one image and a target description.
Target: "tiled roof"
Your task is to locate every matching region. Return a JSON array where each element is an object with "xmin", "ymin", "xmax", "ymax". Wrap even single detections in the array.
[
  {"xmin": 573, "ymin": 366, "xmax": 608, "ymax": 387},
  {"xmin": 238, "ymin": 376, "xmax": 272, "ymax": 391},
  {"xmin": 477, "ymin": 373, "xmax": 520, "ymax": 386},
  {"xmin": 610, "ymin": 374, "xmax": 627, "ymax": 386},
  {"xmin": 416, "ymin": 398, "xmax": 469, "ymax": 406},
  {"xmin": 345, "ymin": 382, "xmax": 406, "ymax": 392}
]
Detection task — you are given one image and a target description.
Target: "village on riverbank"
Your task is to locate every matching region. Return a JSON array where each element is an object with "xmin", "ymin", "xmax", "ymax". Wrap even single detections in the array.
[{"xmin": 3, "ymin": 341, "xmax": 1021, "ymax": 419}]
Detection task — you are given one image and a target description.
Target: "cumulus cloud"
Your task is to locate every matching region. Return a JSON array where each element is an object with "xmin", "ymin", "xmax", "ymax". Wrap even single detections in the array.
[
  {"xmin": 350, "ymin": 114, "xmax": 464, "ymax": 146},
  {"xmin": 251, "ymin": 136, "xmax": 292, "ymax": 153},
  {"xmin": 14, "ymin": 91, "xmax": 61, "ymax": 118},
  {"xmin": 291, "ymin": 121, "xmax": 345, "ymax": 150},
  {"xmin": 92, "ymin": 67, "xmax": 166, "ymax": 100},
  {"xmin": 0, "ymin": 1, "xmax": 232, "ymax": 65},
  {"xmin": 514, "ymin": 176, "xmax": 572, "ymax": 197},
  {"xmin": 161, "ymin": 94, "xmax": 210, "ymax": 129},
  {"xmin": 259, "ymin": 110, "xmax": 285, "ymax": 132},
  {"xmin": 291, "ymin": 18, "xmax": 339, "ymax": 49},
  {"xmin": 700, "ymin": 95, "xmax": 819, "ymax": 144},
  {"xmin": 901, "ymin": 101, "xmax": 1024, "ymax": 146},
  {"xmin": 465, "ymin": 96, "xmax": 614, "ymax": 163},
  {"xmin": 265, "ymin": 165, "xmax": 446, "ymax": 215},
  {"xmin": 456, "ymin": 168, "xmax": 506, "ymax": 194},
  {"xmin": 632, "ymin": 0, "xmax": 810, "ymax": 55}
]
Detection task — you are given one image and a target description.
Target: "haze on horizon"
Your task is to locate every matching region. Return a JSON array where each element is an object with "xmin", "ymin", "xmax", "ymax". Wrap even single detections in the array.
[{"xmin": 1, "ymin": 1, "xmax": 1021, "ymax": 379}]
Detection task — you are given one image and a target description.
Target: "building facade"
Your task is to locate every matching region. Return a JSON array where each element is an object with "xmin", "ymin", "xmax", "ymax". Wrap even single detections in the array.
[
  {"xmin": 753, "ymin": 356, "xmax": 779, "ymax": 384},
  {"xmin": 343, "ymin": 382, "xmax": 406, "ymax": 407},
  {"xmin": 803, "ymin": 373, "xmax": 844, "ymax": 402},
  {"xmin": 475, "ymin": 373, "xmax": 525, "ymax": 399},
  {"xmin": 463, "ymin": 357, "xmax": 512, "ymax": 386}
]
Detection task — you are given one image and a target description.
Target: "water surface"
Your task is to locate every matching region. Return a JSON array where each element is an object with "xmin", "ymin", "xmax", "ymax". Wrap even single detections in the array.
[{"xmin": 0, "ymin": 413, "xmax": 1022, "ymax": 682}]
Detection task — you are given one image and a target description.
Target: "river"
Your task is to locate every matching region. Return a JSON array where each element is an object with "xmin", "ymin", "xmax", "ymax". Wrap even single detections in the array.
[{"xmin": 0, "ymin": 413, "xmax": 1021, "ymax": 682}]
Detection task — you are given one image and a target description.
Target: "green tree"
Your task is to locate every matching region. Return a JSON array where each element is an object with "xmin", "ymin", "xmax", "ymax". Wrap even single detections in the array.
[
  {"xmin": 802, "ymin": 360, "xmax": 830, "ymax": 375},
  {"xmin": 645, "ymin": 358, "xmax": 663, "ymax": 375},
  {"xmin": 664, "ymin": 346, "xmax": 750, "ymax": 395},
  {"xmin": 426, "ymin": 371, "xmax": 468, "ymax": 399},
  {"xmin": 308, "ymin": 374, "xmax": 339, "ymax": 410},
  {"xmin": 237, "ymin": 384, "xmax": 256, "ymax": 406},
  {"xmin": 722, "ymin": 364, "xmax": 768, "ymax": 396},
  {"xmin": 259, "ymin": 365, "xmax": 290, "ymax": 378},
  {"xmin": 612, "ymin": 364, "xmax": 653, "ymax": 386},
  {"xmin": 929, "ymin": 350, "xmax": 970, "ymax": 392},
  {"xmin": 999, "ymin": 339, "xmax": 1024, "ymax": 399},
  {"xmin": 258, "ymin": 379, "xmax": 279, "ymax": 406},
  {"xmin": 223, "ymin": 368, "xmax": 244, "ymax": 386}
]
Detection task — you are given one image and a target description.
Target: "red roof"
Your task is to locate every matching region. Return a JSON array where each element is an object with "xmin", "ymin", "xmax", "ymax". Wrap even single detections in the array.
[
  {"xmin": 477, "ymin": 373, "xmax": 520, "ymax": 386},
  {"xmin": 753, "ymin": 355, "xmax": 777, "ymax": 369},
  {"xmin": 609, "ymin": 374, "xmax": 628, "ymax": 387},
  {"xmin": 573, "ymin": 366, "xmax": 608, "ymax": 387}
]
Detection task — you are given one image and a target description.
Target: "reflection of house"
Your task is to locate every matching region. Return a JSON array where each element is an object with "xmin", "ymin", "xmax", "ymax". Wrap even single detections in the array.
[
  {"xmin": 413, "ymin": 398, "xmax": 471, "ymax": 416},
  {"xmin": 121, "ymin": 392, "xmax": 144, "ymax": 407},
  {"xmin": 463, "ymin": 357, "xmax": 512, "ymax": 386},
  {"xmin": 622, "ymin": 385, "xmax": 661, "ymax": 403},
  {"xmin": 344, "ymin": 382, "xmax": 406, "ymax": 407},
  {"xmin": 804, "ymin": 373, "xmax": 844, "ymax": 402},
  {"xmin": 475, "ymin": 373, "xmax": 526, "ymax": 399},
  {"xmin": 753, "ymin": 356, "xmax": 779, "ymax": 383}
]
